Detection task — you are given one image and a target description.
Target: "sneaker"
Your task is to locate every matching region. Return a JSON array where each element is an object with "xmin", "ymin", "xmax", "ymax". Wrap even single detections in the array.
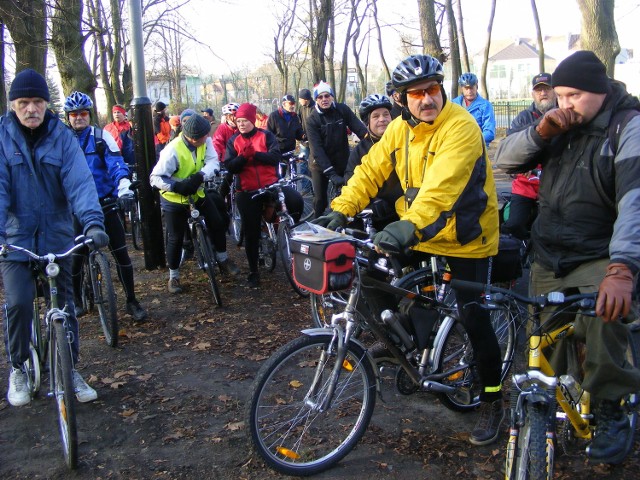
[
  {"xmin": 168, "ymin": 278, "xmax": 183, "ymax": 294},
  {"xmin": 219, "ymin": 258, "xmax": 241, "ymax": 276},
  {"xmin": 469, "ymin": 398, "xmax": 505, "ymax": 445},
  {"xmin": 587, "ymin": 399, "xmax": 633, "ymax": 464},
  {"xmin": 73, "ymin": 370, "xmax": 98, "ymax": 403},
  {"xmin": 7, "ymin": 368, "xmax": 30, "ymax": 407},
  {"xmin": 368, "ymin": 341, "xmax": 397, "ymax": 364},
  {"xmin": 126, "ymin": 299, "xmax": 148, "ymax": 323},
  {"xmin": 247, "ymin": 272, "xmax": 260, "ymax": 288}
]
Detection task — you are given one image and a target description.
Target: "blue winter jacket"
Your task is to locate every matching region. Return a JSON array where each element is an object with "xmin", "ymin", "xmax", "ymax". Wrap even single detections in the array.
[
  {"xmin": 0, "ymin": 111, "xmax": 104, "ymax": 261},
  {"xmin": 73, "ymin": 126, "xmax": 130, "ymax": 199},
  {"xmin": 452, "ymin": 94, "xmax": 496, "ymax": 146}
]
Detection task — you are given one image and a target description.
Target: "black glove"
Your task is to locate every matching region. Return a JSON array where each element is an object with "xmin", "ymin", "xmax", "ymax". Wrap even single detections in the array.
[
  {"xmin": 373, "ymin": 220, "xmax": 417, "ymax": 253},
  {"xmin": 86, "ymin": 226, "xmax": 110, "ymax": 249},
  {"xmin": 329, "ymin": 174, "xmax": 344, "ymax": 187},
  {"xmin": 311, "ymin": 211, "xmax": 348, "ymax": 231},
  {"xmin": 117, "ymin": 193, "xmax": 135, "ymax": 212},
  {"xmin": 173, "ymin": 172, "xmax": 204, "ymax": 196}
]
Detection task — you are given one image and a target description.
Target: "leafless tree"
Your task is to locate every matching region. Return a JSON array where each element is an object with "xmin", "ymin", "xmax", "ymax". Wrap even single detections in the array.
[
  {"xmin": 445, "ymin": 0, "xmax": 461, "ymax": 98},
  {"xmin": 272, "ymin": 0, "xmax": 298, "ymax": 94},
  {"xmin": 308, "ymin": 0, "xmax": 332, "ymax": 83},
  {"xmin": 417, "ymin": 0, "xmax": 444, "ymax": 62},
  {"xmin": 350, "ymin": 0, "xmax": 371, "ymax": 99},
  {"xmin": 0, "ymin": 0, "xmax": 47, "ymax": 73},
  {"xmin": 456, "ymin": 0, "xmax": 470, "ymax": 72},
  {"xmin": 370, "ymin": 0, "xmax": 390, "ymax": 80},
  {"xmin": 530, "ymin": 0, "xmax": 545, "ymax": 72},
  {"xmin": 577, "ymin": 0, "xmax": 619, "ymax": 75},
  {"xmin": 479, "ymin": 0, "xmax": 496, "ymax": 100}
]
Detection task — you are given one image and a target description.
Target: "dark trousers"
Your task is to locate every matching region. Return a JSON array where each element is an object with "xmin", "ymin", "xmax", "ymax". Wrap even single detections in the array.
[
  {"xmin": 2, "ymin": 259, "xmax": 80, "ymax": 367},
  {"xmin": 311, "ymin": 168, "xmax": 330, "ymax": 219},
  {"xmin": 447, "ymin": 256, "xmax": 503, "ymax": 402}
]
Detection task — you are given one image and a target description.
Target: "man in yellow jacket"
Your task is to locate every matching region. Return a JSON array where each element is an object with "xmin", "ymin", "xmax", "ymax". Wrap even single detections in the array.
[{"xmin": 315, "ymin": 54, "xmax": 502, "ymax": 446}]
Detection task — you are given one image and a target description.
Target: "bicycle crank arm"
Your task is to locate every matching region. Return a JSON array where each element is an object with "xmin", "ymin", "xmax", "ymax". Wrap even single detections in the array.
[{"xmin": 420, "ymin": 379, "xmax": 458, "ymax": 395}]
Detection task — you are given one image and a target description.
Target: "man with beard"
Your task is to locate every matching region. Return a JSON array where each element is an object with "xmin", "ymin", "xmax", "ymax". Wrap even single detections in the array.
[{"xmin": 501, "ymin": 73, "xmax": 557, "ymax": 240}]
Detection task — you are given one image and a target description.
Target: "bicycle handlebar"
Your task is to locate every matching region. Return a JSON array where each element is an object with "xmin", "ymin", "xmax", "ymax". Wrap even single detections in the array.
[{"xmin": 0, "ymin": 237, "xmax": 95, "ymax": 263}]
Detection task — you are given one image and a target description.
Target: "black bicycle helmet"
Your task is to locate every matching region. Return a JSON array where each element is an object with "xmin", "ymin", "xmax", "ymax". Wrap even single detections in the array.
[
  {"xmin": 392, "ymin": 54, "xmax": 445, "ymax": 92},
  {"xmin": 358, "ymin": 94, "xmax": 392, "ymax": 124},
  {"xmin": 458, "ymin": 72, "xmax": 478, "ymax": 87},
  {"xmin": 385, "ymin": 81, "xmax": 395, "ymax": 97}
]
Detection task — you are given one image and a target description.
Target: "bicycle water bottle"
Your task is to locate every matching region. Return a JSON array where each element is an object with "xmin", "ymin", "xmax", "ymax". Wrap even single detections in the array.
[
  {"xmin": 559, "ymin": 374, "xmax": 582, "ymax": 403},
  {"xmin": 436, "ymin": 272, "xmax": 452, "ymax": 302}
]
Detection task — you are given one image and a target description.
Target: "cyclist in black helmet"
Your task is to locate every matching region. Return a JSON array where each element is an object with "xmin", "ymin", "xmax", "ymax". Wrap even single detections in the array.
[
  {"xmin": 385, "ymin": 81, "xmax": 404, "ymax": 119},
  {"xmin": 452, "ymin": 72, "xmax": 496, "ymax": 146},
  {"xmin": 314, "ymin": 54, "xmax": 504, "ymax": 446}
]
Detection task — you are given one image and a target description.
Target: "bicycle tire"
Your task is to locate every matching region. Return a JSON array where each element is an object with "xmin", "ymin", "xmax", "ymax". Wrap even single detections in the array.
[
  {"xmin": 25, "ymin": 343, "xmax": 41, "ymax": 397},
  {"xmin": 260, "ymin": 222, "xmax": 277, "ymax": 273},
  {"xmin": 194, "ymin": 224, "xmax": 223, "ymax": 307},
  {"xmin": 290, "ymin": 175, "xmax": 314, "ymax": 222},
  {"xmin": 230, "ymin": 199, "xmax": 243, "ymax": 246},
  {"xmin": 247, "ymin": 334, "xmax": 376, "ymax": 476},
  {"xmin": 310, "ymin": 291, "xmax": 351, "ymax": 328},
  {"xmin": 130, "ymin": 199, "xmax": 143, "ymax": 251},
  {"xmin": 512, "ymin": 401, "xmax": 553, "ymax": 480},
  {"xmin": 276, "ymin": 222, "xmax": 309, "ymax": 298},
  {"xmin": 51, "ymin": 320, "xmax": 78, "ymax": 469},
  {"xmin": 91, "ymin": 252, "xmax": 119, "ymax": 347}
]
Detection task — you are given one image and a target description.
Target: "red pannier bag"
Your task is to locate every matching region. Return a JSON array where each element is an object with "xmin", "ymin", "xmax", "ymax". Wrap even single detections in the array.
[{"xmin": 290, "ymin": 230, "xmax": 356, "ymax": 295}]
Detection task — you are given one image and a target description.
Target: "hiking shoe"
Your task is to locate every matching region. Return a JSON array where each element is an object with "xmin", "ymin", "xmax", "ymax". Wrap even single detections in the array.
[
  {"xmin": 368, "ymin": 341, "xmax": 397, "ymax": 364},
  {"xmin": 73, "ymin": 370, "xmax": 98, "ymax": 403},
  {"xmin": 126, "ymin": 299, "xmax": 148, "ymax": 323},
  {"xmin": 247, "ymin": 272, "xmax": 260, "ymax": 288},
  {"xmin": 7, "ymin": 368, "xmax": 30, "ymax": 407},
  {"xmin": 219, "ymin": 258, "xmax": 241, "ymax": 276},
  {"xmin": 587, "ymin": 399, "xmax": 633, "ymax": 464},
  {"xmin": 168, "ymin": 278, "xmax": 183, "ymax": 294},
  {"xmin": 469, "ymin": 398, "xmax": 505, "ymax": 445}
]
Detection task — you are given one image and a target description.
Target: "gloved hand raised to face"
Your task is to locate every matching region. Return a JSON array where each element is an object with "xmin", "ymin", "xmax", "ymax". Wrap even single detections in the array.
[
  {"xmin": 596, "ymin": 263, "xmax": 635, "ymax": 322},
  {"xmin": 311, "ymin": 211, "xmax": 348, "ymax": 231},
  {"xmin": 535, "ymin": 108, "xmax": 580, "ymax": 141},
  {"xmin": 173, "ymin": 171, "xmax": 204, "ymax": 196},
  {"xmin": 373, "ymin": 220, "xmax": 418, "ymax": 254},
  {"xmin": 86, "ymin": 226, "xmax": 110, "ymax": 249}
]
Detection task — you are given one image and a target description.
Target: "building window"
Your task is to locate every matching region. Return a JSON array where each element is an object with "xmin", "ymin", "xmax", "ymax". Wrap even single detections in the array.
[{"xmin": 490, "ymin": 65, "xmax": 506, "ymax": 79}]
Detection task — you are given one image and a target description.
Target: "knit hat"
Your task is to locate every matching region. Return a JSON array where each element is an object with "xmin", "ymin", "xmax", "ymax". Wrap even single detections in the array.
[
  {"xmin": 169, "ymin": 115, "xmax": 181, "ymax": 127},
  {"xmin": 154, "ymin": 101, "xmax": 167, "ymax": 112},
  {"xmin": 282, "ymin": 94, "xmax": 296, "ymax": 103},
  {"xmin": 182, "ymin": 114, "xmax": 211, "ymax": 139},
  {"xmin": 299, "ymin": 88, "xmax": 312, "ymax": 101},
  {"xmin": 9, "ymin": 68, "xmax": 50, "ymax": 102},
  {"xmin": 552, "ymin": 51, "xmax": 610, "ymax": 94},
  {"xmin": 236, "ymin": 103, "xmax": 257, "ymax": 125},
  {"xmin": 113, "ymin": 104, "xmax": 127, "ymax": 115},
  {"xmin": 313, "ymin": 81, "xmax": 334, "ymax": 100},
  {"xmin": 180, "ymin": 108, "xmax": 196, "ymax": 124},
  {"xmin": 532, "ymin": 73, "xmax": 552, "ymax": 89}
]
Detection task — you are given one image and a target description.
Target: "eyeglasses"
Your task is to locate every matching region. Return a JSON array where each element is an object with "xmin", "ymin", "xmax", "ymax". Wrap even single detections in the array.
[
  {"xmin": 316, "ymin": 94, "xmax": 332, "ymax": 100},
  {"xmin": 69, "ymin": 111, "xmax": 90, "ymax": 118},
  {"xmin": 406, "ymin": 84, "xmax": 442, "ymax": 99}
]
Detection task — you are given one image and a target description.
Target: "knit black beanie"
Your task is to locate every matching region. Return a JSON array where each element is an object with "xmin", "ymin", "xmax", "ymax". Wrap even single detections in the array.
[
  {"xmin": 552, "ymin": 50, "xmax": 610, "ymax": 94},
  {"xmin": 9, "ymin": 68, "xmax": 50, "ymax": 102},
  {"xmin": 182, "ymin": 114, "xmax": 211, "ymax": 139}
]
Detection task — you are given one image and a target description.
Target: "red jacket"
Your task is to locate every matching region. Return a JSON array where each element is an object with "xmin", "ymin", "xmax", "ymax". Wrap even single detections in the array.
[
  {"xmin": 511, "ymin": 165, "xmax": 541, "ymax": 199},
  {"xmin": 213, "ymin": 122, "xmax": 237, "ymax": 160},
  {"xmin": 224, "ymin": 128, "xmax": 280, "ymax": 192}
]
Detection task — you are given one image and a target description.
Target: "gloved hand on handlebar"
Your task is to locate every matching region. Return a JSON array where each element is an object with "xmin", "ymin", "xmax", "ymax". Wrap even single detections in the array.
[
  {"xmin": 535, "ymin": 108, "xmax": 580, "ymax": 141},
  {"xmin": 373, "ymin": 220, "xmax": 418, "ymax": 253},
  {"xmin": 311, "ymin": 211, "xmax": 348, "ymax": 231},
  {"xmin": 596, "ymin": 263, "xmax": 635, "ymax": 322},
  {"xmin": 173, "ymin": 172, "xmax": 204, "ymax": 196},
  {"xmin": 329, "ymin": 174, "xmax": 344, "ymax": 187},
  {"xmin": 86, "ymin": 226, "xmax": 110, "ymax": 249},
  {"xmin": 117, "ymin": 177, "xmax": 133, "ymax": 198}
]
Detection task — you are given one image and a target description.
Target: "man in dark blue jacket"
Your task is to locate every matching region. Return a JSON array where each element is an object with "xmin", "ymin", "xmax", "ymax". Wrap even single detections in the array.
[
  {"xmin": 267, "ymin": 95, "xmax": 305, "ymax": 154},
  {"xmin": 0, "ymin": 69, "xmax": 109, "ymax": 407}
]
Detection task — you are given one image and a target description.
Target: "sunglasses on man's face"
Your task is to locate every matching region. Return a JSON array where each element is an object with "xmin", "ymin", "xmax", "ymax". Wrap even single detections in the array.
[
  {"xmin": 406, "ymin": 84, "xmax": 442, "ymax": 99},
  {"xmin": 316, "ymin": 94, "xmax": 332, "ymax": 100},
  {"xmin": 69, "ymin": 110, "xmax": 90, "ymax": 118}
]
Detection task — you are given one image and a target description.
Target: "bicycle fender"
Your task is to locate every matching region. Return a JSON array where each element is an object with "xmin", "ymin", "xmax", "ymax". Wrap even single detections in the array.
[
  {"xmin": 428, "ymin": 314, "xmax": 458, "ymax": 365},
  {"xmin": 300, "ymin": 328, "xmax": 383, "ymax": 400}
]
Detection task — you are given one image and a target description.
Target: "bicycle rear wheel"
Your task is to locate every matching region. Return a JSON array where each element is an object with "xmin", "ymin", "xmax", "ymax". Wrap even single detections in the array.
[
  {"xmin": 290, "ymin": 175, "xmax": 314, "ymax": 222},
  {"xmin": 277, "ymin": 221, "xmax": 309, "ymax": 298},
  {"xmin": 91, "ymin": 252, "xmax": 119, "ymax": 347},
  {"xmin": 51, "ymin": 320, "xmax": 78, "ymax": 469},
  {"xmin": 194, "ymin": 224, "xmax": 222, "ymax": 307},
  {"xmin": 130, "ymin": 198, "xmax": 143, "ymax": 251},
  {"xmin": 230, "ymin": 196, "xmax": 243, "ymax": 246},
  {"xmin": 247, "ymin": 334, "xmax": 376, "ymax": 476}
]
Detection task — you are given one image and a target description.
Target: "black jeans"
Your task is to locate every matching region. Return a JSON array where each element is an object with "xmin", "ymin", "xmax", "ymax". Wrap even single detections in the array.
[
  {"xmin": 310, "ymin": 168, "xmax": 330, "ymax": 219},
  {"xmin": 446, "ymin": 256, "xmax": 502, "ymax": 402}
]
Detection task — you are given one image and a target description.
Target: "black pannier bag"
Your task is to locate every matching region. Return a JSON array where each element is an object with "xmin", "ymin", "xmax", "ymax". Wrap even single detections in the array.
[
  {"xmin": 490, "ymin": 234, "xmax": 523, "ymax": 283},
  {"xmin": 290, "ymin": 228, "xmax": 356, "ymax": 295}
]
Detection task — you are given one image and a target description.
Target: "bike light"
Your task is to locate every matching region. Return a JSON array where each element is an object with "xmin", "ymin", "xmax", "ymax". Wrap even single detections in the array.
[
  {"xmin": 191, "ymin": 209, "xmax": 200, "ymax": 219},
  {"xmin": 342, "ymin": 360, "xmax": 354, "ymax": 371},
  {"xmin": 46, "ymin": 263, "xmax": 60, "ymax": 277},
  {"xmin": 276, "ymin": 446, "xmax": 300, "ymax": 459}
]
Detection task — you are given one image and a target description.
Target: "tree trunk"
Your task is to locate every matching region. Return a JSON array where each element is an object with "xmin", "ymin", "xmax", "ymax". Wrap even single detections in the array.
[
  {"xmin": 531, "ymin": 0, "xmax": 545, "ymax": 72},
  {"xmin": 480, "ymin": 0, "xmax": 496, "ymax": 100},
  {"xmin": 50, "ymin": 0, "xmax": 97, "ymax": 98},
  {"xmin": 456, "ymin": 0, "xmax": 470, "ymax": 72},
  {"xmin": 0, "ymin": 0, "xmax": 47, "ymax": 74},
  {"xmin": 309, "ymin": 0, "xmax": 332, "ymax": 83},
  {"xmin": 371, "ymin": 0, "xmax": 390, "ymax": 80},
  {"xmin": 577, "ymin": 0, "xmax": 619, "ymax": 76},
  {"xmin": 445, "ymin": 0, "xmax": 461, "ymax": 99},
  {"xmin": 418, "ymin": 0, "xmax": 444, "ymax": 62}
]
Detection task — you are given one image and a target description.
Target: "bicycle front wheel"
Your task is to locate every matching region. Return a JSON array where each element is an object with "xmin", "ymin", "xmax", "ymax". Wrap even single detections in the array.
[
  {"xmin": 230, "ymin": 198, "xmax": 243, "ymax": 246},
  {"xmin": 247, "ymin": 334, "xmax": 376, "ymax": 476},
  {"xmin": 509, "ymin": 401, "xmax": 554, "ymax": 480},
  {"xmin": 91, "ymin": 252, "xmax": 119, "ymax": 347},
  {"xmin": 194, "ymin": 224, "xmax": 222, "ymax": 307},
  {"xmin": 290, "ymin": 175, "xmax": 314, "ymax": 222},
  {"xmin": 51, "ymin": 320, "xmax": 78, "ymax": 469},
  {"xmin": 277, "ymin": 222, "xmax": 309, "ymax": 298},
  {"xmin": 130, "ymin": 199, "xmax": 143, "ymax": 251},
  {"xmin": 310, "ymin": 291, "xmax": 350, "ymax": 328}
]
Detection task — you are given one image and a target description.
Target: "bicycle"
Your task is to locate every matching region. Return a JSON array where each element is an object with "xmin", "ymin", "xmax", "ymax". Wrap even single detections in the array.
[
  {"xmin": 246, "ymin": 226, "xmax": 519, "ymax": 475},
  {"xmin": 450, "ymin": 279, "xmax": 640, "ymax": 479},
  {"xmin": 76, "ymin": 198, "xmax": 119, "ymax": 347},
  {"xmin": 122, "ymin": 174, "xmax": 143, "ymax": 251},
  {"xmin": 279, "ymin": 149, "xmax": 315, "ymax": 222},
  {"xmin": 1, "ymin": 238, "xmax": 97, "ymax": 469},
  {"xmin": 187, "ymin": 195, "xmax": 223, "ymax": 307}
]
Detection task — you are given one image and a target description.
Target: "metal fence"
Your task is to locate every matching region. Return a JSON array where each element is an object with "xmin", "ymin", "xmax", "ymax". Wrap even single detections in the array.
[{"xmin": 492, "ymin": 100, "xmax": 531, "ymax": 131}]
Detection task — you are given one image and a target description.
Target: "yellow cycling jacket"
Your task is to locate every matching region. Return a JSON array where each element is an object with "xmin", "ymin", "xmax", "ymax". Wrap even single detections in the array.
[{"xmin": 332, "ymin": 100, "xmax": 499, "ymax": 258}]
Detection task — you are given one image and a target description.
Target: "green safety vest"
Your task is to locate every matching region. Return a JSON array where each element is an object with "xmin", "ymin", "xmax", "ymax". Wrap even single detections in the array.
[{"xmin": 161, "ymin": 136, "xmax": 206, "ymax": 204}]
